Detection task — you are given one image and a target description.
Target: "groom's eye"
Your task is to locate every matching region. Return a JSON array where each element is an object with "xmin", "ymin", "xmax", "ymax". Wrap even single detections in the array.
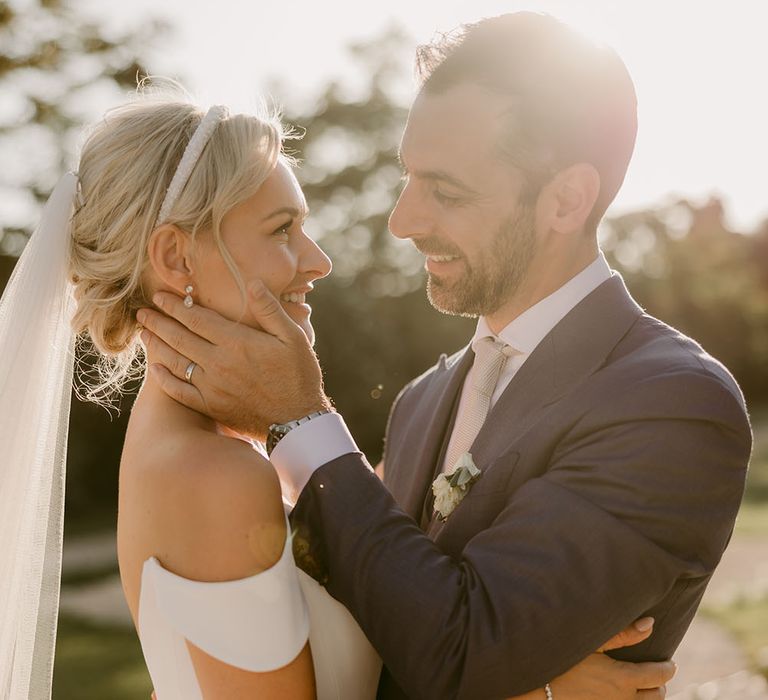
[{"xmin": 433, "ymin": 189, "xmax": 463, "ymax": 206}]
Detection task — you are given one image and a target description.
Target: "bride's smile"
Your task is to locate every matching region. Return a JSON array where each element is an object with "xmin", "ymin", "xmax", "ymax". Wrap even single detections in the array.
[{"xmin": 153, "ymin": 159, "xmax": 332, "ymax": 346}]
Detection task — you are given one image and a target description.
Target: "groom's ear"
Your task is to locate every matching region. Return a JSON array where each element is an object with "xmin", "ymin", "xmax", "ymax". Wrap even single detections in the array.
[
  {"xmin": 545, "ymin": 163, "xmax": 601, "ymax": 236},
  {"xmin": 147, "ymin": 224, "xmax": 196, "ymax": 293}
]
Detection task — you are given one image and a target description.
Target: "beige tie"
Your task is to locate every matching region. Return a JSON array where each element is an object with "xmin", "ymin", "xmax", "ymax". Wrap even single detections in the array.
[{"xmin": 442, "ymin": 337, "xmax": 515, "ymax": 474}]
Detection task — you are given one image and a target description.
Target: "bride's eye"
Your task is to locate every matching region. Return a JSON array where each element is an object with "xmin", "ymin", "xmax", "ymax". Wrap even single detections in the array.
[{"xmin": 273, "ymin": 220, "xmax": 292, "ymax": 238}]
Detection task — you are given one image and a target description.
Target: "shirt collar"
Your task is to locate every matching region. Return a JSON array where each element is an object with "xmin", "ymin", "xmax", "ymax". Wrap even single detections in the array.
[{"xmin": 472, "ymin": 253, "xmax": 613, "ymax": 355}]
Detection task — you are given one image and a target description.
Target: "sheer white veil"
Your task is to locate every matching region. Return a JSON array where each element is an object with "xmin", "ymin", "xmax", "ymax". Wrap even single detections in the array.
[{"xmin": 0, "ymin": 173, "xmax": 78, "ymax": 699}]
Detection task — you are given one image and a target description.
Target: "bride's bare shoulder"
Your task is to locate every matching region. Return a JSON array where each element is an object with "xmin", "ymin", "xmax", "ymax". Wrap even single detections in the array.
[{"xmin": 122, "ymin": 430, "xmax": 286, "ymax": 583}]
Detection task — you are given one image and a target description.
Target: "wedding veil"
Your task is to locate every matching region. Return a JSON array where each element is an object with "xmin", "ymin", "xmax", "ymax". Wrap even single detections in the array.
[{"xmin": 0, "ymin": 173, "xmax": 78, "ymax": 699}]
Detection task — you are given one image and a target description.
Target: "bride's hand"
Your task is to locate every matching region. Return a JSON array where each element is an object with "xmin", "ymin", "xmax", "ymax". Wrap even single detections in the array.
[
  {"xmin": 137, "ymin": 281, "xmax": 331, "ymax": 438},
  {"xmin": 511, "ymin": 617, "xmax": 676, "ymax": 699}
]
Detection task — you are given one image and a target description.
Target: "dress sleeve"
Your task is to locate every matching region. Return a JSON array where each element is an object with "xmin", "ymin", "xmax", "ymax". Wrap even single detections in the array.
[{"xmin": 143, "ymin": 529, "xmax": 310, "ymax": 672}]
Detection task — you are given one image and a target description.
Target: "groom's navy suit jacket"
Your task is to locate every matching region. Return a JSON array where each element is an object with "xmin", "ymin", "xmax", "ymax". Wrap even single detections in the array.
[{"xmin": 290, "ymin": 275, "xmax": 752, "ymax": 700}]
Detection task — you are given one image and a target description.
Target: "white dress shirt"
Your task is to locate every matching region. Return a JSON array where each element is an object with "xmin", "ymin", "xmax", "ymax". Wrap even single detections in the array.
[
  {"xmin": 273, "ymin": 254, "xmax": 613, "ymax": 502},
  {"xmin": 439, "ymin": 253, "xmax": 612, "ymax": 471}
]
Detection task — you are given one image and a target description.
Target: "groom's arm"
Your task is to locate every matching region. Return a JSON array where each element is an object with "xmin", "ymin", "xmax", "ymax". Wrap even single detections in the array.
[
  {"xmin": 277, "ymin": 369, "xmax": 750, "ymax": 699},
  {"xmin": 136, "ymin": 287, "xmax": 751, "ymax": 699}
]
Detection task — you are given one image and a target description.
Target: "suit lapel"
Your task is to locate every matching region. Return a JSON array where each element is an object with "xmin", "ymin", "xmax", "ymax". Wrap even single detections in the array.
[
  {"xmin": 388, "ymin": 347, "xmax": 473, "ymax": 523},
  {"xmin": 473, "ymin": 275, "xmax": 643, "ymax": 465},
  {"xmin": 429, "ymin": 274, "xmax": 643, "ymax": 539}
]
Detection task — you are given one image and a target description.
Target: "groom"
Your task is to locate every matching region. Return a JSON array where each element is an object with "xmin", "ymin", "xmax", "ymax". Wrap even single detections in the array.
[{"xmin": 138, "ymin": 12, "xmax": 752, "ymax": 699}]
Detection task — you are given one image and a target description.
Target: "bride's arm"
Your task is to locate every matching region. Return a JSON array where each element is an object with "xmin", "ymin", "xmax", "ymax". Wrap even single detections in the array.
[
  {"xmin": 511, "ymin": 620, "xmax": 672, "ymax": 700},
  {"xmin": 144, "ymin": 435, "xmax": 316, "ymax": 700}
]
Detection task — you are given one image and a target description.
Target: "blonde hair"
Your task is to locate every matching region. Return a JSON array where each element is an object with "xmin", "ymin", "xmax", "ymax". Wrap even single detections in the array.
[{"xmin": 69, "ymin": 84, "xmax": 288, "ymax": 403}]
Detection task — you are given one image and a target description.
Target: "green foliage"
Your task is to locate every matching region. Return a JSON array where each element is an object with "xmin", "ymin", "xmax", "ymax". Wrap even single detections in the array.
[
  {"xmin": 602, "ymin": 201, "xmax": 768, "ymax": 402},
  {"xmin": 0, "ymin": 0, "xmax": 161, "ymax": 255},
  {"xmin": 0, "ymin": 14, "xmax": 766, "ymax": 514}
]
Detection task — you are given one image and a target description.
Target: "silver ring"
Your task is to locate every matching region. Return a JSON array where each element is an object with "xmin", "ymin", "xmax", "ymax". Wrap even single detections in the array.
[{"xmin": 184, "ymin": 361, "xmax": 197, "ymax": 384}]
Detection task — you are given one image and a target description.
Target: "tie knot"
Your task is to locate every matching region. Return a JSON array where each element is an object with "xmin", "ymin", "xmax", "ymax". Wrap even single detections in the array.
[
  {"xmin": 471, "ymin": 337, "xmax": 513, "ymax": 396},
  {"xmin": 473, "ymin": 336, "xmax": 514, "ymax": 359}
]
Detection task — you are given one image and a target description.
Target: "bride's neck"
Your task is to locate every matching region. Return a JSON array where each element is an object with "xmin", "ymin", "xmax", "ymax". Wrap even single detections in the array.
[
  {"xmin": 133, "ymin": 373, "xmax": 211, "ymax": 428},
  {"xmin": 133, "ymin": 366, "xmax": 254, "ymax": 444},
  {"xmin": 131, "ymin": 348, "xmax": 255, "ymax": 443}
]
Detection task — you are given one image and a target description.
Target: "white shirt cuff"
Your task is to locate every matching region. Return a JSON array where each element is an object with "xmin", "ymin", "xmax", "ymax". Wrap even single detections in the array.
[{"xmin": 271, "ymin": 412, "xmax": 360, "ymax": 507}]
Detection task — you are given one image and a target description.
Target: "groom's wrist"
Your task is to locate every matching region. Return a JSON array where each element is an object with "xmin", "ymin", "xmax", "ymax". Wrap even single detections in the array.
[
  {"xmin": 270, "ymin": 412, "xmax": 360, "ymax": 505},
  {"xmin": 267, "ymin": 409, "xmax": 334, "ymax": 455},
  {"xmin": 269, "ymin": 394, "xmax": 332, "ymax": 428}
]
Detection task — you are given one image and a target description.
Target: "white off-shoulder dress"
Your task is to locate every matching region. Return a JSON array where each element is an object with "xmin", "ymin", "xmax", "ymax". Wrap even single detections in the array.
[{"xmin": 137, "ymin": 518, "xmax": 381, "ymax": 699}]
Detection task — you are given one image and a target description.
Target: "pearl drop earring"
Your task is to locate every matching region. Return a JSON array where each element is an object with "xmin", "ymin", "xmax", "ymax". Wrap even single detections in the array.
[{"xmin": 184, "ymin": 284, "xmax": 194, "ymax": 308}]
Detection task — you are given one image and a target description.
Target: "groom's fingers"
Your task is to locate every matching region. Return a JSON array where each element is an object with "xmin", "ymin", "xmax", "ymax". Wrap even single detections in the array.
[
  {"xmin": 149, "ymin": 364, "xmax": 208, "ymax": 414},
  {"xmin": 636, "ymin": 690, "xmax": 666, "ymax": 699},
  {"xmin": 141, "ymin": 329, "xmax": 207, "ymax": 382},
  {"xmin": 138, "ymin": 308, "xmax": 213, "ymax": 365},
  {"xmin": 246, "ymin": 279, "xmax": 305, "ymax": 342},
  {"xmin": 150, "ymin": 291, "xmax": 234, "ymax": 346},
  {"xmin": 597, "ymin": 616, "xmax": 654, "ymax": 651}
]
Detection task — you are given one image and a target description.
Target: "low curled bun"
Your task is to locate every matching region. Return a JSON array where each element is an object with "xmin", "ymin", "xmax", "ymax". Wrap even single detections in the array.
[{"xmin": 68, "ymin": 84, "xmax": 287, "ymax": 402}]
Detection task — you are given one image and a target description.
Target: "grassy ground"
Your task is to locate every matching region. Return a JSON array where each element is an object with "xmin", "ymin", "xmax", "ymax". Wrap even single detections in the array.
[
  {"xmin": 54, "ymin": 515, "xmax": 150, "ymax": 697},
  {"xmin": 704, "ymin": 406, "xmax": 768, "ymax": 676},
  {"xmin": 53, "ymin": 615, "xmax": 152, "ymax": 700},
  {"xmin": 705, "ymin": 599, "xmax": 768, "ymax": 677}
]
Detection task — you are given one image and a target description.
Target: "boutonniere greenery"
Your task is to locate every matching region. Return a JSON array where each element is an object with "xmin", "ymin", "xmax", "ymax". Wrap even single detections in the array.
[{"xmin": 432, "ymin": 452, "xmax": 481, "ymax": 521}]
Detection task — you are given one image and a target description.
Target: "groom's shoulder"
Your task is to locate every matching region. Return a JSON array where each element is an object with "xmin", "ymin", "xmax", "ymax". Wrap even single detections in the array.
[
  {"xmin": 394, "ymin": 346, "xmax": 468, "ymax": 406},
  {"xmin": 608, "ymin": 311, "xmax": 749, "ymax": 420}
]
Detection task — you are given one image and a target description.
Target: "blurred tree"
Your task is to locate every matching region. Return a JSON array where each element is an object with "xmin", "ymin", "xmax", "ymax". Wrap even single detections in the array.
[
  {"xmin": 1, "ymin": 19, "xmax": 765, "ymax": 527},
  {"xmin": 601, "ymin": 197, "xmax": 768, "ymax": 402},
  {"xmin": 0, "ymin": 0, "xmax": 162, "ymax": 254},
  {"xmin": 0, "ymin": 0, "xmax": 159, "ymax": 527}
]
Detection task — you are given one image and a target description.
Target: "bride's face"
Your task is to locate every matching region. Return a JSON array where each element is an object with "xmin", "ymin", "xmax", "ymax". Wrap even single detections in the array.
[{"xmin": 192, "ymin": 161, "xmax": 331, "ymax": 344}]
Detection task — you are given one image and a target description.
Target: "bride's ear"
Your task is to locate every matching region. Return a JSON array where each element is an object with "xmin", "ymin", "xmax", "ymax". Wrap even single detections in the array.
[{"xmin": 147, "ymin": 224, "xmax": 195, "ymax": 293}]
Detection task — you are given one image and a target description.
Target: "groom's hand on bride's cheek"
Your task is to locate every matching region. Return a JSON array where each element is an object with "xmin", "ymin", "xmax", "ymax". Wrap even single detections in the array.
[{"xmin": 137, "ymin": 279, "xmax": 331, "ymax": 438}]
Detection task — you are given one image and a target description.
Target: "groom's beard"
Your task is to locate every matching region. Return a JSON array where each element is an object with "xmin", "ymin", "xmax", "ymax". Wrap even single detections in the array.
[{"xmin": 424, "ymin": 204, "xmax": 537, "ymax": 318}]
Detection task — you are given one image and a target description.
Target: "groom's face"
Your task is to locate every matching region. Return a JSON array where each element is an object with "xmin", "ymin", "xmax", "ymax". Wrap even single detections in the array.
[{"xmin": 390, "ymin": 83, "xmax": 539, "ymax": 318}]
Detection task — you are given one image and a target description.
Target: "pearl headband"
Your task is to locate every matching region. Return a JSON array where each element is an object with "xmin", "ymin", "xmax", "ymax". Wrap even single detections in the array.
[{"xmin": 155, "ymin": 104, "xmax": 229, "ymax": 227}]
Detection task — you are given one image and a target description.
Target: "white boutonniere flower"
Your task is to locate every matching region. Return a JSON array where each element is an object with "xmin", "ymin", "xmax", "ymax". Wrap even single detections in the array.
[{"xmin": 432, "ymin": 452, "xmax": 482, "ymax": 521}]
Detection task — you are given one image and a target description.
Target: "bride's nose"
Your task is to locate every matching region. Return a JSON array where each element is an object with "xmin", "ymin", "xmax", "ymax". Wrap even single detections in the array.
[{"xmin": 300, "ymin": 235, "xmax": 332, "ymax": 281}]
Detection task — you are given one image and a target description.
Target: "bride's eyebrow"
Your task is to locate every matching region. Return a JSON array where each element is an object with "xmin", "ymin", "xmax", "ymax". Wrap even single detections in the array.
[{"xmin": 260, "ymin": 205, "xmax": 308, "ymax": 223}]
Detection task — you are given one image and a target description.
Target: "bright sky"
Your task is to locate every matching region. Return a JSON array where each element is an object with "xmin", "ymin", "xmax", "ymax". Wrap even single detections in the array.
[{"xmin": 82, "ymin": 0, "xmax": 768, "ymax": 231}]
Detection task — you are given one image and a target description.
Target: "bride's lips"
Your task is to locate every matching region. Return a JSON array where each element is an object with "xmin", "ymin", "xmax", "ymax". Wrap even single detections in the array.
[{"xmin": 280, "ymin": 286, "xmax": 313, "ymax": 313}]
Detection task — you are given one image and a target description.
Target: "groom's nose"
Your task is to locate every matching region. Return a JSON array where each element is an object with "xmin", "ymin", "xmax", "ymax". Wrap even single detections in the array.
[{"xmin": 389, "ymin": 181, "xmax": 430, "ymax": 241}]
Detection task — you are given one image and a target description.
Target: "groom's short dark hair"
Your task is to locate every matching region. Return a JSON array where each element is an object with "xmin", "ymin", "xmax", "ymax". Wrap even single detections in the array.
[{"xmin": 415, "ymin": 12, "xmax": 637, "ymax": 233}]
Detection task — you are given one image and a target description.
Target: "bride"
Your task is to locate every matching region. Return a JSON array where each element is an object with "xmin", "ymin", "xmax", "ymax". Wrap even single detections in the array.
[{"xmin": 0, "ymin": 85, "xmax": 672, "ymax": 699}]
